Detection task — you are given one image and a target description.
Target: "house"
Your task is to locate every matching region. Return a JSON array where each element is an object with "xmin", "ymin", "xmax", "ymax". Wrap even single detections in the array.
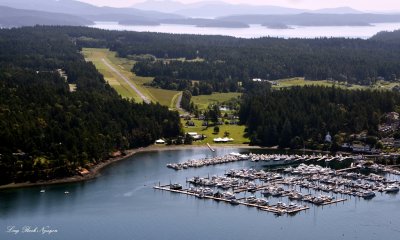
[
  {"xmin": 213, "ymin": 137, "xmax": 234, "ymax": 143},
  {"xmin": 387, "ymin": 112, "xmax": 399, "ymax": 122},
  {"xmin": 341, "ymin": 143, "xmax": 352, "ymax": 150},
  {"xmin": 186, "ymin": 121, "xmax": 195, "ymax": 126},
  {"xmin": 352, "ymin": 144, "xmax": 371, "ymax": 153},
  {"xmin": 325, "ymin": 132, "xmax": 332, "ymax": 143},
  {"xmin": 187, "ymin": 132, "xmax": 204, "ymax": 141},
  {"xmin": 155, "ymin": 139, "xmax": 165, "ymax": 144},
  {"xmin": 381, "ymin": 138, "xmax": 395, "ymax": 147}
]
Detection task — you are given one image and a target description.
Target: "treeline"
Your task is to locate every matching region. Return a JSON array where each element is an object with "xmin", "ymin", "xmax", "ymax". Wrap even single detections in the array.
[
  {"xmin": 371, "ymin": 29, "xmax": 400, "ymax": 43},
  {"xmin": 239, "ymin": 83, "xmax": 400, "ymax": 148},
  {"xmin": 23, "ymin": 26, "xmax": 400, "ymax": 92},
  {"xmin": 47, "ymin": 26, "xmax": 400, "ymax": 86},
  {"xmin": 0, "ymin": 27, "xmax": 181, "ymax": 184},
  {"xmin": 134, "ymin": 61, "xmax": 240, "ymax": 93},
  {"xmin": 145, "ymin": 76, "xmax": 219, "ymax": 95},
  {"xmin": 147, "ymin": 76, "xmax": 191, "ymax": 91}
]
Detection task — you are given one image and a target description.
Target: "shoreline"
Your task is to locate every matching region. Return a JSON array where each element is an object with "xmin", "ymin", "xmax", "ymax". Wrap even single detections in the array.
[{"xmin": 0, "ymin": 144, "xmax": 262, "ymax": 190}]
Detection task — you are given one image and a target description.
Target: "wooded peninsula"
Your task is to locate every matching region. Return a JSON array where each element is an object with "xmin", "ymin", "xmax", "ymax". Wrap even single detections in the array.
[{"xmin": 1, "ymin": 26, "xmax": 400, "ymax": 185}]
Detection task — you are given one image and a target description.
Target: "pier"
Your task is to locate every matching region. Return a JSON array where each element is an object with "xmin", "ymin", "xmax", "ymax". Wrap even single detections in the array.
[
  {"xmin": 206, "ymin": 143, "xmax": 215, "ymax": 152},
  {"xmin": 157, "ymin": 154, "xmax": 400, "ymax": 217},
  {"xmin": 154, "ymin": 185, "xmax": 310, "ymax": 215}
]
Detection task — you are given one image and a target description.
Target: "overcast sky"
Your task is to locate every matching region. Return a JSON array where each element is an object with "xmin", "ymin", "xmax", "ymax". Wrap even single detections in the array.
[{"xmin": 79, "ymin": 0, "xmax": 400, "ymax": 11}]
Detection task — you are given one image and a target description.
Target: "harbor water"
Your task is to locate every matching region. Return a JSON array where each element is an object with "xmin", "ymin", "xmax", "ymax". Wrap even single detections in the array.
[{"xmin": 1, "ymin": 148, "xmax": 399, "ymax": 240}]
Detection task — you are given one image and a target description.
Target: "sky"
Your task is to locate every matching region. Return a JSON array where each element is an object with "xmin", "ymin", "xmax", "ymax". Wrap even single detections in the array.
[{"xmin": 79, "ymin": 0, "xmax": 400, "ymax": 12}]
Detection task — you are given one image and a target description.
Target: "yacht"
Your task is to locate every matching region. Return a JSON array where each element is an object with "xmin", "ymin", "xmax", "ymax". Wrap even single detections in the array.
[
  {"xmin": 385, "ymin": 185, "xmax": 399, "ymax": 193},
  {"xmin": 170, "ymin": 183, "xmax": 183, "ymax": 190},
  {"xmin": 361, "ymin": 191, "xmax": 376, "ymax": 199}
]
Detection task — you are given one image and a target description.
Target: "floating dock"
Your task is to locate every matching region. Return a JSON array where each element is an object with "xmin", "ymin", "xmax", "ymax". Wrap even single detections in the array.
[{"xmin": 154, "ymin": 185, "xmax": 310, "ymax": 215}]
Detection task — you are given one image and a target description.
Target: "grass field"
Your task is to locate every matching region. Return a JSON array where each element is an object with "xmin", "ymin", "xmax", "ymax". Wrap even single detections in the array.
[
  {"xmin": 82, "ymin": 48, "xmax": 179, "ymax": 106},
  {"xmin": 191, "ymin": 92, "xmax": 242, "ymax": 110},
  {"xmin": 182, "ymin": 119, "xmax": 249, "ymax": 145},
  {"xmin": 273, "ymin": 77, "xmax": 398, "ymax": 91}
]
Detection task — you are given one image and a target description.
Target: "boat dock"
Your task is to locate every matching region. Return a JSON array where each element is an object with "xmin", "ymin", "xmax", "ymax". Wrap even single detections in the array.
[
  {"xmin": 321, "ymin": 198, "xmax": 347, "ymax": 205},
  {"xmin": 206, "ymin": 143, "xmax": 215, "ymax": 152},
  {"xmin": 154, "ymin": 185, "xmax": 310, "ymax": 215},
  {"xmin": 232, "ymin": 181, "xmax": 283, "ymax": 193}
]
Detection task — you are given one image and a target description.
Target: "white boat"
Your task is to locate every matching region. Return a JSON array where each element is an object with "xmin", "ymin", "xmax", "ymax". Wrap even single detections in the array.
[
  {"xmin": 385, "ymin": 185, "xmax": 399, "ymax": 193},
  {"xmin": 40, "ymin": 189, "xmax": 45, "ymax": 193},
  {"xmin": 361, "ymin": 191, "xmax": 376, "ymax": 199}
]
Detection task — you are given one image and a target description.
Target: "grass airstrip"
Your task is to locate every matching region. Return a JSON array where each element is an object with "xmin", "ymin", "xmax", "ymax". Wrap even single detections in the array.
[{"xmin": 82, "ymin": 48, "xmax": 398, "ymax": 145}]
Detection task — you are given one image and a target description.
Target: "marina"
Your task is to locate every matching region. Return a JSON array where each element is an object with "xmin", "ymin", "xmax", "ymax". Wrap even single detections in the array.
[
  {"xmin": 166, "ymin": 152, "xmax": 355, "ymax": 170},
  {"xmin": 154, "ymin": 185, "xmax": 310, "ymax": 215},
  {"xmin": 159, "ymin": 152, "xmax": 400, "ymax": 217},
  {"xmin": 1, "ymin": 147, "xmax": 400, "ymax": 240}
]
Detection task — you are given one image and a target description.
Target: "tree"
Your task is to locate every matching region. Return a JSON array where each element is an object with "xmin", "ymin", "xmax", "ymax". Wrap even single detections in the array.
[{"xmin": 184, "ymin": 133, "xmax": 193, "ymax": 145}]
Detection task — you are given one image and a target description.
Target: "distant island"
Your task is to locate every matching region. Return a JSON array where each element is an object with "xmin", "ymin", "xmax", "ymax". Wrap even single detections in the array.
[
  {"xmin": 262, "ymin": 23, "xmax": 293, "ymax": 29},
  {"xmin": 1, "ymin": 0, "xmax": 400, "ymax": 29},
  {"xmin": 162, "ymin": 18, "xmax": 250, "ymax": 28}
]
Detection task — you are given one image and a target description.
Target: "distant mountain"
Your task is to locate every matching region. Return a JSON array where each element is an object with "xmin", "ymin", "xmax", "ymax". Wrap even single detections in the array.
[
  {"xmin": 0, "ymin": 6, "xmax": 92, "ymax": 27},
  {"xmin": 133, "ymin": 0, "xmax": 363, "ymax": 18},
  {"xmin": 1, "ymin": 0, "xmax": 399, "ymax": 30},
  {"xmin": 219, "ymin": 13, "xmax": 400, "ymax": 28},
  {"xmin": 174, "ymin": 4, "xmax": 305, "ymax": 18},
  {"xmin": 312, "ymin": 7, "xmax": 363, "ymax": 14},
  {"xmin": 0, "ymin": 0, "xmax": 183, "ymax": 20},
  {"xmin": 133, "ymin": 0, "xmax": 190, "ymax": 13}
]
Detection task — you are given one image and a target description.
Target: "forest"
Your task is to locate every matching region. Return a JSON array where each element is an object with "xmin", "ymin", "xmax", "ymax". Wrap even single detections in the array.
[
  {"xmin": 24, "ymin": 26, "xmax": 400, "ymax": 94},
  {"xmin": 0, "ymin": 27, "xmax": 181, "ymax": 184},
  {"xmin": 239, "ymin": 82, "xmax": 400, "ymax": 149},
  {"xmin": 2, "ymin": 26, "xmax": 400, "ymax": 184},
  {"xmin": 49, "ymin": 27, "xmax": 400, "ymax": 88},
  {"xmin": 48, "ymin": 26, "xmax": 400, "ymax": 89}
]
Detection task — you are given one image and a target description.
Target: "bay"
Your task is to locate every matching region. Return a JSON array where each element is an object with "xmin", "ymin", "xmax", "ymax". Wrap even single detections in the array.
[
  {"xmin": 91, "ymin": 22, "xmax": 400, "ymax": 39},
  {"xmin": 0, "ymin": 148, "xmax": 399, "ymax": 240}
]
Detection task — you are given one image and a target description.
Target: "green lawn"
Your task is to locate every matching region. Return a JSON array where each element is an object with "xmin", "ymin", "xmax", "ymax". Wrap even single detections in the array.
[
  {"xmin": 182, "ymin": 119, "xmax": 249, "ymax": 145},
  {"xmin": 192, "ymin": 92, "xmax": 242, "ymax": 110}
]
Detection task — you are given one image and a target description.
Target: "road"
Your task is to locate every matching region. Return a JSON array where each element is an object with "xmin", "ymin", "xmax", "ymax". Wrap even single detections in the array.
[
  {"xmin": 175, "ymin": 92, "xmax": 183, "ymax": 110},
  {"xmin": 101, "ymin": 58, "xmax": 150, "ymax": 104}
]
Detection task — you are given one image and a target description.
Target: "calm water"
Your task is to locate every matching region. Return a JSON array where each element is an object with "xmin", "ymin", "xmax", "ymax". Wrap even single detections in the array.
[
  {"xmin": 1, "ymin": 148, "xmax": 399, "ymax": 240},
  {"xmin": 91, "ymin": 22, "xmax": 400, "ymax": 39}
]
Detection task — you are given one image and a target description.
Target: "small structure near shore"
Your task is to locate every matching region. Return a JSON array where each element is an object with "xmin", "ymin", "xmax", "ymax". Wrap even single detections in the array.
[{"xmin": 213, "ymin": 137, "xmax": 234, "ymax": 143}]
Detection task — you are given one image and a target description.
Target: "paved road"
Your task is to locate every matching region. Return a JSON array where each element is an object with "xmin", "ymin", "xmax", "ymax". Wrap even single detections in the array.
[
  {"xmin": 101, "ymin": 58, "xmax": 150, "ymax": 104},
  {"xmin": 175, "ymin": 92, "xmax": 190, "ymax": 114},
  {"xmin": 175, "ymin": 92, "xmax": 183, "ymax": 110}
]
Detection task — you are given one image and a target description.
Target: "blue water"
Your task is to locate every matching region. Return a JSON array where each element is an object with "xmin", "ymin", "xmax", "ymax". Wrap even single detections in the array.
[
  {"xmin": 1, "ymin": 148, "xmax": 399, "ymax": 240},
  {"xmin": 91, "ymin": 22, "xmax": 400, "ymax": 39}
]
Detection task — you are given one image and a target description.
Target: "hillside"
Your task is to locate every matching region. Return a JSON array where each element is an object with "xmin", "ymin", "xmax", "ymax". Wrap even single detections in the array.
[
  {"xmin": 0, "ymin": 6, "xmax": 92, "ymax": 27},
  {"xmin": 0, "ymin": 26, "xmax": 181, "ymax": 184},
  {"xmin": 371, "ymin": 29, "xmax": 400, "ymax": 42},
  {"xmin": 219, "ymin": 13, "xmax": 400, "ymax": 27}
]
